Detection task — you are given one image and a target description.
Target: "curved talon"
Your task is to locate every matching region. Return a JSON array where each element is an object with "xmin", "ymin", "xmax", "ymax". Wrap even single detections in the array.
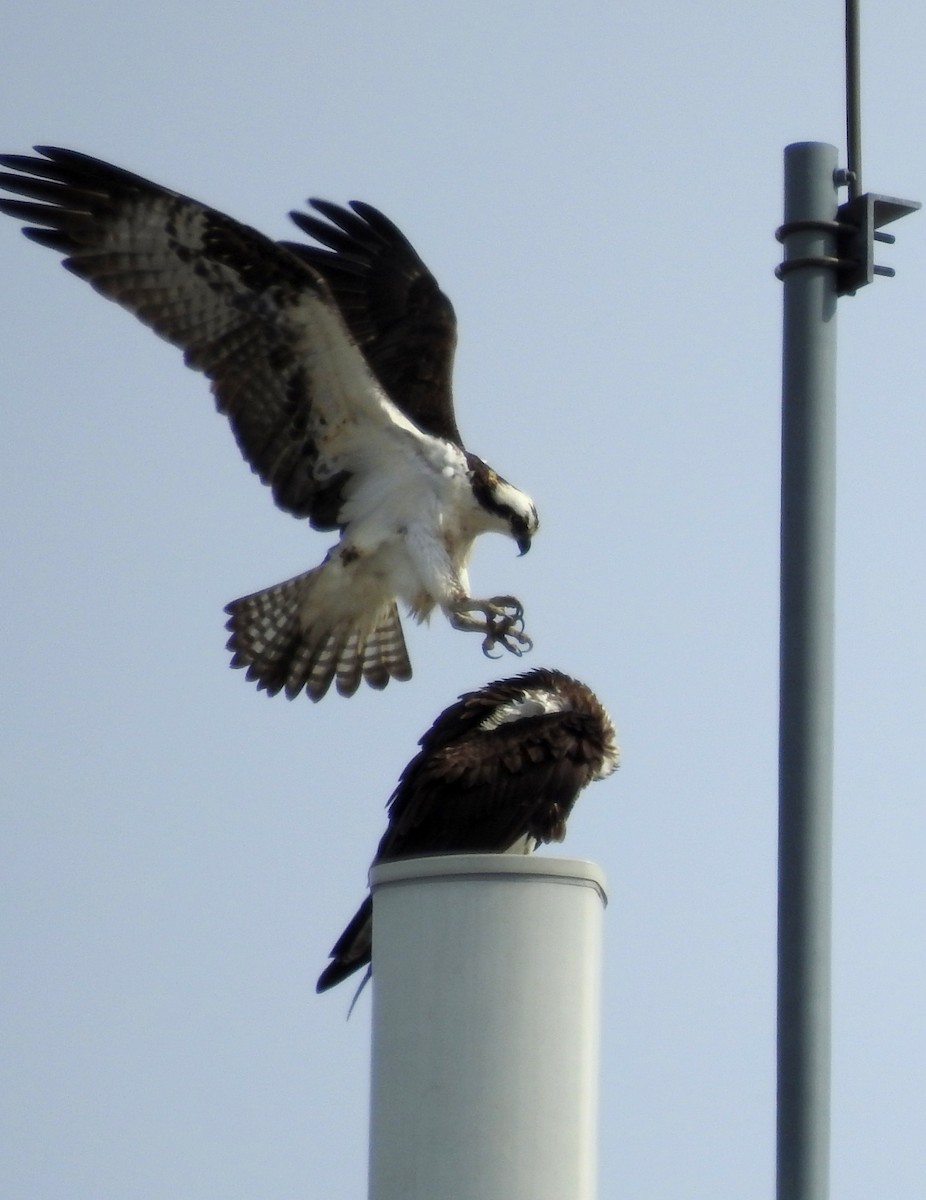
[
  {"xmin": 451, "ymin": 595, "xmax": 531, "ymax": 658},
  {"xmin": 509, "ymin": 631, "xmax": 533, "ymax": 656},
  {"xmin": 481, "ymin": 614, "xmax": 533, "ymax": 659},
  {"xmin": 482, "ymin": 636, "xmax": 505, "ymax": 659},
  {"xmin": 501, "ymin": 628, "xmax": 533, "ymax": 657}
]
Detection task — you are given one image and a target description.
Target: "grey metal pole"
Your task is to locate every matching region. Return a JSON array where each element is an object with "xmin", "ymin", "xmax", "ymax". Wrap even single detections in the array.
[{"xmin": 777, "ymin": 141, "xmax": 840, "ymax": 1200}]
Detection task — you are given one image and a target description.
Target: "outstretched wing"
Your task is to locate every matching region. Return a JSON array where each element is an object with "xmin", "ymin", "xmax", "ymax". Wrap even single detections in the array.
[
  {"xmin": 283, "ymin": 199, "xmax": 461, "ymax": 446},
  {"xmin": 0, "ymin": 147, "xmax": 419, "ymax": 530}
]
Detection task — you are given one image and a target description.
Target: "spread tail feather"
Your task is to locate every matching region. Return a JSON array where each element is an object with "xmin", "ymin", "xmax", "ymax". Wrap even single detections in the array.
[{"xmin": 224, "ymin": 569, "xmax": 412, "ymax": 701}]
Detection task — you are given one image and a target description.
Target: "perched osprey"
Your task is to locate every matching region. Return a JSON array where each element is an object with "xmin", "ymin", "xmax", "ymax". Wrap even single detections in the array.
[
  {"xmin": 0, "ymin": 147, "xmax": 539, "ymax": 700},
  {"xmin": 317, "ymin": 667, "xmax": 619, "ymax": 996}
]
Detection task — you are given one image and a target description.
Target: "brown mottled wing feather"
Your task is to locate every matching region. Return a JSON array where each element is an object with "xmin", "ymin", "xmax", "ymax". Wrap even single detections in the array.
[
  {"xmin": 408, "ymin": 666, "xmax": 609, "ymax": 759},
  {"xmin": 283, "ymin": 200, "xmax": 461, "ymax": 445},
  {"xmin": 316, "ymin": 668, "xmax": 617, "ymax": 993},
  {"xmin": 0, "ymin": 146, "xmax": 369, "ymax": 529},
  {"xmin": 375, "ymin": 667, "xmax": 617, "ymax": 858},
  {"xmin": 377, "ymin": 710, "xmax": 602, "ymax": 858},
  {"xmin": 315, "ymin": 720, "xmax": 580, "ymax": 994}
]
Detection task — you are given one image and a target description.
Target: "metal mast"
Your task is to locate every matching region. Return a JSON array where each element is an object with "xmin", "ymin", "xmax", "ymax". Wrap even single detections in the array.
[{"xmin": 774, "ymin": 5, "xmax": 918, "ymax": 1199}]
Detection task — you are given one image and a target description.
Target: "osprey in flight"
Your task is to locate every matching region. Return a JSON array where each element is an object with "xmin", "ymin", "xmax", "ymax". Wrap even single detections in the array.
[
  {"xmin": 0, "ymin": 147, "xmax": 539, "ymax": 700},
  {"xmin": 317, "ymin": 668, "xmax": 619, "ymax": 996}
]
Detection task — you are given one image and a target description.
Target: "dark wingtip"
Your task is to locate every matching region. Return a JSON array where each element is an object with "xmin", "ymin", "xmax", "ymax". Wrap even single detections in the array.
[
  {"xmin": 316, "ymin": 957, "xmax": 363, "ymax": 993},
  {"xmin": 316, "ymin": 966, "xmax": 372, "ymax": 1020}
]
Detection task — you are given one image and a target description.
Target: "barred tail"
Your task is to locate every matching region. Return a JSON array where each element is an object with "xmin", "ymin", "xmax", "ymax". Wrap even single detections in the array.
[{"xmin": 224, "ymin": 568, "xmax": 412, "ymax": 701}]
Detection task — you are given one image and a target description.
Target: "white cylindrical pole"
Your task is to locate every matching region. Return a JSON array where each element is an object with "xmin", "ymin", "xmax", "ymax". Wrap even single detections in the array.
[{"xmin": 367, "ymin": 854, "xmax": 607, "ymax": 1200}]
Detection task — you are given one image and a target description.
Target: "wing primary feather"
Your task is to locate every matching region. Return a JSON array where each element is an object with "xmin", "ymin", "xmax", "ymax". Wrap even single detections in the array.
[{"xmin": 0, "ymin": 146, "xmax": 532, "ymax": 703}]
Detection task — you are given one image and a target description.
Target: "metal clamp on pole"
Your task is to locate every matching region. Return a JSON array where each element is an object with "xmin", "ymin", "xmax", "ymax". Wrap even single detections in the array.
[
  {"xmin": 776, "ymin": 0, "xmax": 919, "ymax": 297},
  {"xmin": 830, "ymin": 191, "xmax": 920, "ymax": 294},
  {"xmin": 775, "ymin": 194, "xmax": 920, "ymax": 295},
  {"xmin": 774, "ymin": 9, "xmax": 919, "ymax": 1200}
]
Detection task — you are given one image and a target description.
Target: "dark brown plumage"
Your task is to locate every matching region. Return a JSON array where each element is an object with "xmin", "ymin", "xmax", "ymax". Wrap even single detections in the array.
[
  {"xmin": 0, "ymin": 147, "xmax": 539, "ymax": 699},
  {"xmin": 283, "ymin": 199, "xmax": 462, "ymax": 446},
  {"xmin": 0, "ymin": 146, "xmax": 461, "ymax": 526},
  {"xmin": 317, "ymin": 668, "xmax": 619, "ymax": 995}
]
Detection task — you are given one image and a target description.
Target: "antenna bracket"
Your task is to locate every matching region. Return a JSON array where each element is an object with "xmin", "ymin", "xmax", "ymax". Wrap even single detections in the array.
[{"xmin": 776, "ymin": 191, "xmax": 920, "ymax": 294}]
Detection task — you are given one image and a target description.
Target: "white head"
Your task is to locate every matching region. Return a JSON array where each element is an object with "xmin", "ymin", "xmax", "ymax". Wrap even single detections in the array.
[{"xmin": 467, "ymin": 454, "xmax": 539, "ymax": 554}]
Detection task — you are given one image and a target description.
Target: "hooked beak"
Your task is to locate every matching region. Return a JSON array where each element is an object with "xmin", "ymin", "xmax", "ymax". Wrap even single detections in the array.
[{"xmin": 517, "ymin": 534, "xmax": 532, "ymax": 557}]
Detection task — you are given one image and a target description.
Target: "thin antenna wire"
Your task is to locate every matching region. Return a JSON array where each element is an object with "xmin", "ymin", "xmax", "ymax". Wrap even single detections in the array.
[{"xmin": 845, "ymin": 0, "xmax": 862, "ymax": 199}]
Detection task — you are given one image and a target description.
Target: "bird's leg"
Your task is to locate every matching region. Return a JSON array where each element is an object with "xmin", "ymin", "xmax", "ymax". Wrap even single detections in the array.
[{"xmin": 448, "ymin": 596, "xmax": 533, "ymax": 658}]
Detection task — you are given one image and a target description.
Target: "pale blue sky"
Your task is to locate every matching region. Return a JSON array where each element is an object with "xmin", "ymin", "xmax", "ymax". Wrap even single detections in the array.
[{"xmin": 2, "ymin": 4, "xmax": 925, "ymax": 1197}]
